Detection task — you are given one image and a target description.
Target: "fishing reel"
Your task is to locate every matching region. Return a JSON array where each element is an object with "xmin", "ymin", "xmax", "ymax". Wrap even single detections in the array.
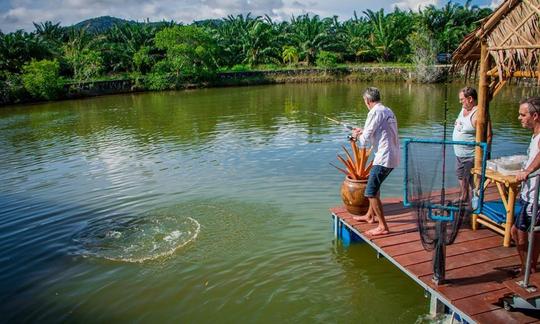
[{"xmin": 347, "ymin": 135, "xmax": 357, "ymax": 142}]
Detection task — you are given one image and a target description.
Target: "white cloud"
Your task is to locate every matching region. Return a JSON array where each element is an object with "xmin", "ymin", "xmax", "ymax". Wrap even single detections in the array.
[
  {"xmin": 0, "ymin": 0, "xmax": 492, "ymax": 33},
  {"xmin": 392, "ymin": 0, "xmax": 438, "ymax": 11},
  {"xmin": 489, "ymin": 0, "xmax": 504, "ymax": 9}
]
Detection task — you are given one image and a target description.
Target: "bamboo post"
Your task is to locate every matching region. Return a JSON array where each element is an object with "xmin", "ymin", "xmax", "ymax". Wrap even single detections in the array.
[{"xmin": 475, "ymin": 40, "xmax": 490, "ymax": 185}]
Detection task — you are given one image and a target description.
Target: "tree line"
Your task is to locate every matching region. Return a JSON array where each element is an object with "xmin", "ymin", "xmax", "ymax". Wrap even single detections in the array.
[{"xmin": 0, "ymin": 1, "xmax": 491, "ymax": 103}]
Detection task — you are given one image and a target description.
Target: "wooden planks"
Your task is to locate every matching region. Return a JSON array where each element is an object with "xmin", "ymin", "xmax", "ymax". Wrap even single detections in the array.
[{"xmin": 331, "ymin": 195, "xmax": 540, "ymax": 323}]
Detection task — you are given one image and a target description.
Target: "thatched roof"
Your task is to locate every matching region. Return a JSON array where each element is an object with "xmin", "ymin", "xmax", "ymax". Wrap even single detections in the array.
[{"xmin": 453, "ymin": 0, "xmax": 540, "ymax": 81}]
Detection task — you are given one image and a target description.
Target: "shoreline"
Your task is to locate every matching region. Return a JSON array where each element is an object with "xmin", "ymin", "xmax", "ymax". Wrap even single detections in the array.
[
  {"xmin": 14, "ymin": 64, "xmax": 540, "ymax": 107},
  {"xmin": 0, "ymin": 65, "xmax": 458, "ymax": 106}
]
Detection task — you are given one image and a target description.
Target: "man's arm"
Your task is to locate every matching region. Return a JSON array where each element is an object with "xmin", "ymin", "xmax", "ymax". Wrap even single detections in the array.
[
  {"xmin": 516, "ymin": 141, "xmax": 540, "ymax": 181},
  {"xmin": 357, "ymin": 110, "xmax": 382, "ymax": 146}
]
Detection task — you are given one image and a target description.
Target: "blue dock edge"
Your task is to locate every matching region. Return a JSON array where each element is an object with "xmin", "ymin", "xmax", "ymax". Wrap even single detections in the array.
[{"xmin": 331, "ymin": 212, "xmax": 475, "ymax": 324}]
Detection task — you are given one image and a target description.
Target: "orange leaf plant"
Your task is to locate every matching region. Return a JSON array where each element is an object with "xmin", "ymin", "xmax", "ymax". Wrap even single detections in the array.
[{"xmin": 331, "ymin": 140, "xmax": 373, "ymax": 180}]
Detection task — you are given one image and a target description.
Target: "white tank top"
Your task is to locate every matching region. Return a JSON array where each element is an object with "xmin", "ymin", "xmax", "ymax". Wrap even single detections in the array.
[
  {"xmin": 521, "ymin": 133, "xmax": 540, "ymax": 203},
  {"xmin": 452, "ymin": 107, "xmax": 477, "ymax": 157}
]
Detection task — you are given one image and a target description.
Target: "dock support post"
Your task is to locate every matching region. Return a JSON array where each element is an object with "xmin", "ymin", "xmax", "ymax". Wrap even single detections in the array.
[
  {"xmin": 429, "ymin": 293, "xmax": 446, "ymax": 318},
  {"xmin": 333, "ymin": 214, "xmax": 338, "ymax": 238}
]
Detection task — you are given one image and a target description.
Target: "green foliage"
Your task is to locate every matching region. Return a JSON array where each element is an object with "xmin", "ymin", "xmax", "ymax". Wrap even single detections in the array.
[
  {"xmin": 62, "ymin": 27, "xmax": 105, "ymax": 83},
  {"xmin": 0, "ymin": 72, "xmax": 26, "ymax": 104},
  {"xmin": 0, "ymin": 3, "xmax": 494, "ymax": 103},
  {"xmin": 133, "ymin": 46, "xmax": 153, "ymax": 73},
  {"xmin": 316, "ymin": 51, "xmax": 339, "ymax": 67},
  {"xmin": 341, "ymin": 12, "xmax": 373, "ymax": 62},
  {"xmin": 361, "ymin": 8, "xmax": 413, "ymax": 62},
  {"xmin": 155, "ymin": 25, "xmax": 218, "ymax": 81},
  {"xmin": 71, "ymin": 16, "xmax": 135, "ymax": 34},
  {"xmin": 287, "ymin": 14, "xmax": 333, "ymax": 65},
  {"xmin": 146, "ymin": 60, "xmax": 173, "ymax": 90},
  {"xmin": 21, "ymin": 59, "xmax": 64, "ymax": 100},
  {"xmin": 103, "ymin": 23, "xmax": 160, "ymax": 74},
  {"xmin": 211, "ymin": 14, "xmax": 281, "ymax": 68},
  {"xmin": 282, "ymin": 46, "xmax": 299, "ymax": 65},
  {"xmin": 408, "ymin": 25, "xmax": 442, "ymax": 83},
  {"xmin": 0, "ymin": 30, "xmax": 53, "ymax": 73},
  {"xmin": 419, "ymin": 0, "xmax": 490, "ymax": 52},
  {"xmin": 230, "ymin": 64, "xmax": 251, "ymax": 72}
]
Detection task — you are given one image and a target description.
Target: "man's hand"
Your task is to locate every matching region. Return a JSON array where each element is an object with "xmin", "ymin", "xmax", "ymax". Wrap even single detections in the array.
[
  {"xmin": 352, "ymin": 127, "xmax": 363, "ymax": 140},
  {"xmin": 516, "ymin": 169, "xmax": 530, "ymax": 182}
]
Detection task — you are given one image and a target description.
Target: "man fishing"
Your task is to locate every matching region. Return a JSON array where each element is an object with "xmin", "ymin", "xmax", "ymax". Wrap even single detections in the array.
[{"xmin": 351, "ymin": 87, "xmax": 400, "ymax": 236}]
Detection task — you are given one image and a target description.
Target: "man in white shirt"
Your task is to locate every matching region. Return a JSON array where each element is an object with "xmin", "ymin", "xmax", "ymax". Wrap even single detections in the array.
[
  {"xmin": 514, "ymin": 97, "xmax": 540, "ymax": 275},
  {"xmin": 352, "ymin": 87, "xmax": 400, "ymax": 236},
  {"xmin": 452, "ymin": 87, "xmax": 479, "ymax": 204}
]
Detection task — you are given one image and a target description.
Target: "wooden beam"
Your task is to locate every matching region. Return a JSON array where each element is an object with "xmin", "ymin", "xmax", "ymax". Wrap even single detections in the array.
[
  {"xmin": 488, "ymin": 45, "xmax": 540, "ymax": 50},
  {"xmin": 476, "ymin": 0, "xmax": 520, "ymax": 39},
  {"xmin": 498, "ymin": 9, "xmax": 538, "ymax": 46},
  {"xmin": 523, "ymin": 0, "xmax": 540, "ymax": 15},
  {"xmin": 492, "ymin": 79, "xmax": 507, "ymax": 98},
  {"xmin": 475, "ymin": 41, "xmax": 490, "ymax": 185},
  {"xmin": 486, "ymin": 70, "xmax": 540, "ymax": 77}
]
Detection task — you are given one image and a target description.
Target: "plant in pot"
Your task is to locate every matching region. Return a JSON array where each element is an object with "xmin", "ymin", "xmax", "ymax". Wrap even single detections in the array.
[{"xmin": 331, "ymin": 140, "xmax": 373, "ymax": 215}]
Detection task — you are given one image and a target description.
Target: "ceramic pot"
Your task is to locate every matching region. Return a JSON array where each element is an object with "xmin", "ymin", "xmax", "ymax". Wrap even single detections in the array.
[{"xmin": 340, "ymin": 177, "xmax": 369, "ymax": 215}]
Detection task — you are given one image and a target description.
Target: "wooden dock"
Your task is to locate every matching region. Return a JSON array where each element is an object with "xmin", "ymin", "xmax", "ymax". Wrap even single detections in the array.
[{"xmin": 331, "ymin": 195, "xmax": 540, "ymax": 323}]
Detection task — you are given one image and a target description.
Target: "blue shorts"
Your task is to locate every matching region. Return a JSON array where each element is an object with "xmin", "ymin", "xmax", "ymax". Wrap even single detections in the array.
[
  {"xmin": 515, "ymin": 199, "xmax": 540, "ymax": 232},
  {"xmin": 365, "ymin": 165, "xmax": 393, "ymax": 198}
]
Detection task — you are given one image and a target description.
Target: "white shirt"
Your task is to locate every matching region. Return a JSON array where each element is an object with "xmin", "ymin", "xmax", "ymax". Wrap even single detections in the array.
[
  {"xmin": 357, "ymin": 103, "xmax": 400, "ymax": 168},
  {"xmin": 452, "ymin": 107, "xmax": 477, "ymax": 157},
  {"xmin": 521, "ymin": 133, "xmax": 540, "ymax": 204}
]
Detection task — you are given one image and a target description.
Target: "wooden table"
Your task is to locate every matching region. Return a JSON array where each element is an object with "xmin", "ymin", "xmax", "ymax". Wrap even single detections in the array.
[{"xmin": 472, "ymin": 168, "xmax": 522, "ymax": 247}]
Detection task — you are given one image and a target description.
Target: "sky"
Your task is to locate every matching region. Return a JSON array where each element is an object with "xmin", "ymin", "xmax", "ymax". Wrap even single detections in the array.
[{"xmin": 0, "ymin": 0, "xmax": 504, "ymax": 33}]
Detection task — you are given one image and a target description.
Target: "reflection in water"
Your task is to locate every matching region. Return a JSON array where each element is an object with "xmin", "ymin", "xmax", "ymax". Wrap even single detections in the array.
[{"xmin": 0, "ymin": 82, "xmax": 539, "ymax": 322}]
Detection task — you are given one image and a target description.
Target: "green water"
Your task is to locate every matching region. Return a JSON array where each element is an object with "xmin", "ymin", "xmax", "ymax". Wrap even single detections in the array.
[{"xmin": 1, "ymin": 82, "xmax": 538, "ymax": 322}]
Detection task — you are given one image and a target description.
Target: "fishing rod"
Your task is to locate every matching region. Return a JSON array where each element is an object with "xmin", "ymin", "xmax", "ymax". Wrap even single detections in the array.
[
  {"xmin": 305, "ymin": 111, "xmax": 355, "ymax": 130},
  {"xmin": 305, "ymin": 111, "xmax": 359, "ymax": 140}
]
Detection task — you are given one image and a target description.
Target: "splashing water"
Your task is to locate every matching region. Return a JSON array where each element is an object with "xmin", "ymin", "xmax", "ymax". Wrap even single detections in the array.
[{"xmin": 74, "ymin": 214, "xmax": 200, "ymax": 263}]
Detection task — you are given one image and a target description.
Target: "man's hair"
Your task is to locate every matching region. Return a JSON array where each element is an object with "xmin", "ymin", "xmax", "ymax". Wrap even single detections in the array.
[
  {"xmin": 520, "ymin": 97, "xmax": 540, "ymax": 114},
  {"xmin": 460, "ymin": 87, "xmax": 477, "ymax": 101},
  {"xmin": 363, "ymin": 87, "xmax": 381, "ymax": 103}
]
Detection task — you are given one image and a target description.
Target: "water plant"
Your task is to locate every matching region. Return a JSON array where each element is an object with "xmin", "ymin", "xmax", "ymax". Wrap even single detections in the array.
[{"xmin": 331, "ymin": 140, "xmax": 372, "ymax": 180}]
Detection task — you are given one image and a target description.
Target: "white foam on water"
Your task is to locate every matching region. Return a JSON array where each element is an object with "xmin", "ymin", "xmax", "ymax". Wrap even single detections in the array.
[{"xmin": 74, "ymin": 216, "xmax": 201, "ymax": 263}]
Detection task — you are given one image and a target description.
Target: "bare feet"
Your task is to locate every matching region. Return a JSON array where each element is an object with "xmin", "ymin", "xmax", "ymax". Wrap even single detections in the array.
[
  {"xmin": 352, "ymin": 215, "xmax": 375, "ymax": 223},
  {"xmin": 366, "ymin": 227, "xmax": 390, "ymax": 236}
]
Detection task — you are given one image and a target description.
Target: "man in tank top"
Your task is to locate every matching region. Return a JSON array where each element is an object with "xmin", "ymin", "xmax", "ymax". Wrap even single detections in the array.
[
  {"xmin": 452, "ymin": 87, "xmax": 492, "ymax": 204},
  {"xmin": 514, "ymin": 97, "xmax": 540, "ymax": 275},
  {"xmin": 351, "ymin": 87, "xmax": 400, "ymax": 236}
]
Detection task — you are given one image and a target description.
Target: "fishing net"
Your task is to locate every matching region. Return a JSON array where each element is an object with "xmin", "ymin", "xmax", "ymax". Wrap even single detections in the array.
[{"xmin": 404, "ymin": 138, "xmax": 487, "ymax": 284}]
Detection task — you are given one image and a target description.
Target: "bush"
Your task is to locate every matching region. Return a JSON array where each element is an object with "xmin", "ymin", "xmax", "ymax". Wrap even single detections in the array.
[
  {"xmin": 316, "ymin": 51, "xmax": 339, "ymax": 68},
  {"xmin": 230, "ymin": 64, "xmax": 250, "ymax": 72},
  {"xmin": 145, "ymin": 60, "xmax": 173, "ymax": 90},
  {"xmin": 0, "ymin": 72, "xmax": 27, "ymax": 104},
  {"xmin": 21, "ymin": 59, "xmax": 64, "ymax": 100},
  {"xmin": 407, "ymin": 28, "xmax": 443, "ymax": 83}
]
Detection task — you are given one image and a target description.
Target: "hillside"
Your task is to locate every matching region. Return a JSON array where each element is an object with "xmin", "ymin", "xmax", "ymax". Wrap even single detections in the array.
[{"xmin": 71, "ymin": 16, "xmax": 136, "ymax": 33}]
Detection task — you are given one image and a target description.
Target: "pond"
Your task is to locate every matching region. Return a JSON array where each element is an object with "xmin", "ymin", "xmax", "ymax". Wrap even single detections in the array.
[{"xmin": 1, "ymin": 82, "xmax": 539, "ymax": 322}]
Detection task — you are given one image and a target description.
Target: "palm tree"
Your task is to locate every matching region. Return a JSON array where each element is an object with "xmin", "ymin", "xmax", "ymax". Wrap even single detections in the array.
[
  {"xmin": 287, "ymin": 14, "xmax": 332, "ymax": 65},
  {"xmin": 103, "ymin": 23, "xmax": 159, "ymax": 73},
  {"xmin": 0, "ymin": 30, "xmax": 50, "ymax": 73},
  {"xmin": 362, "ymin": 8, "xmax": 412, "ymax": 62},
  {"xmin": 63, "ymin": 27, "xmax": 105, "ymax": 82},
  {"xmin": 212, "ymin": 13, "xmax": 280, "ymax": 67},
  {"xmin": 341, "ymin": 12, "xmax": 373, "ymax": 62},
  {"xmin": 282, "ymin": 45, "xmax": 299, "ymax": 65}
]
